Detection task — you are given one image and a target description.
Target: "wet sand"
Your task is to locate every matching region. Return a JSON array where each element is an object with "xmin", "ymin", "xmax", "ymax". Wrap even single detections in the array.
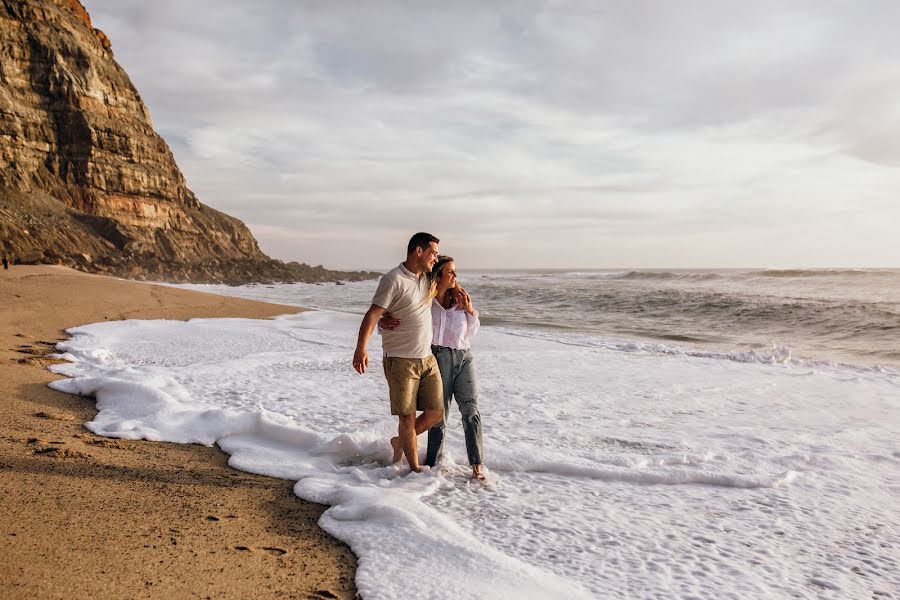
[{"xmin": 0, "ymin": 265, "xmax": 357, "ymax": 599}]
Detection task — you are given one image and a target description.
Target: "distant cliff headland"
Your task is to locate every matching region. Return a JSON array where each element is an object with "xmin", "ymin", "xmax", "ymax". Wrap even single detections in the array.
[{"xmin": 0, "ymin": 0, "xmax": 377, "ymax": 284}]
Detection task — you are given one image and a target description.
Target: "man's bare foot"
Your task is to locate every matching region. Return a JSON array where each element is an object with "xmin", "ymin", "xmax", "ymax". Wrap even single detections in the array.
[
  {"xmin": 390, "ymin": 436, "xmax": 403, "ymax": 464},
  {"xmin": 472, "ymin": 464, "xmax": 486, "ymax": 480}
]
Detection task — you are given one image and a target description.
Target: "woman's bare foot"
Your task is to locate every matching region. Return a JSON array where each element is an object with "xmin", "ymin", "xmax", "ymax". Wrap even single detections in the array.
[
  {"xmin": 472, "ymin": 464, "xmax": 486, "ymax": 480},
  {"xmin": 390, "ymin": 436, "xmax": 403, "ymax": 464}
]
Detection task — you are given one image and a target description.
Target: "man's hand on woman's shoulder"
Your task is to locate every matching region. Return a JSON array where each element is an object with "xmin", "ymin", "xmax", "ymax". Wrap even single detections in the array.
[{"xmin": 454, "ymin": 287, "xmax": 475, "ymax": 315}]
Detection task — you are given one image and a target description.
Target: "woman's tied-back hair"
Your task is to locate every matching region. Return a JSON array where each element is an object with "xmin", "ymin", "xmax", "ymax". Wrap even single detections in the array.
[{"xmin": 429, "ymin": 255, "xmax": 455, "ymax": 301}]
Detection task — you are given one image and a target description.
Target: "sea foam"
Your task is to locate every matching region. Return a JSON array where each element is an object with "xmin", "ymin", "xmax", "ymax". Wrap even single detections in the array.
[{"xmin": 49, "ymin": 310, "xmax": 900, "ymax": 598}]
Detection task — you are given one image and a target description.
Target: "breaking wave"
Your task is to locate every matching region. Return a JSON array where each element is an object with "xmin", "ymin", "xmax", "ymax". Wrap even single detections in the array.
[{"xmin": 747, "ymin": 269, "xmax": 895, "ymax": 278}]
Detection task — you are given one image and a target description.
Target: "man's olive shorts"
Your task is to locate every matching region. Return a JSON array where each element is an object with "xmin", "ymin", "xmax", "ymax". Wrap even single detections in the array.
[{"xmin": 383, "ymin": 355, "xmax": 443, "ymax": 416}]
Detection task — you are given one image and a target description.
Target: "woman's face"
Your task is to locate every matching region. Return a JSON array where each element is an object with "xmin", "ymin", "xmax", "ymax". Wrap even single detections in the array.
[{"xmin": 439, "ymin": 261, "xmax": 458, "ymax": 288}]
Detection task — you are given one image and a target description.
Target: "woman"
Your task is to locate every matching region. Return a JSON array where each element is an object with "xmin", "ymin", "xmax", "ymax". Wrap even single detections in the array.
[{"xmin": 381, "ymin": 255, "xmax": 485, "ymax": 480}]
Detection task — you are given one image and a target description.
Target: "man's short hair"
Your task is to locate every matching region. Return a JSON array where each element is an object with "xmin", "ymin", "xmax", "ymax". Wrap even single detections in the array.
[{"xmin": 407, "ymin": 232, "xmax": 439, "ymax": 255}]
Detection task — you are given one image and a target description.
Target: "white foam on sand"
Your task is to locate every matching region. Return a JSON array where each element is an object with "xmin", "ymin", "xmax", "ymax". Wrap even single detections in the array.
[{"xmin": 49, "ymin": 311, "xmax": 900, "ymax": 599}]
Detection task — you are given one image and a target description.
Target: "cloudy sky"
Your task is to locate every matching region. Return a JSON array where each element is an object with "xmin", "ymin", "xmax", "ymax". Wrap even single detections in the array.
[{"xmin": 84, "ymin": 0, "xmax": 900, "ymax": 270}]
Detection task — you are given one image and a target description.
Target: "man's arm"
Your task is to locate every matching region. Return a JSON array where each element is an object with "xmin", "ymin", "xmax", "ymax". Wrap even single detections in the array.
[{"xmin": 353, "ymin": 304, "xmax": 387, "ymax": 374}]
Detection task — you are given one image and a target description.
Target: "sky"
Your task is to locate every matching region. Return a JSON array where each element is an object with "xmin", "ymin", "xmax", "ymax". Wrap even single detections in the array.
[{"xmin": 83, "ymin": 0, "xmax": 900, "ymax": 270}]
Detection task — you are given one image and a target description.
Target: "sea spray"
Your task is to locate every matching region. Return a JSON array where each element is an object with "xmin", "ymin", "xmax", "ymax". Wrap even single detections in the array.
[{"xmin": 48, "ymin": 310, "xmax": 900, "ymax": 598}]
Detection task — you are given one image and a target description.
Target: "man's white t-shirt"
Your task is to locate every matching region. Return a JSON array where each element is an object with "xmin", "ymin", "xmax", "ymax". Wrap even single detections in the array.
[{"xmin": 371, "ymin": 263, "xmax": 433, "ymax": 358}]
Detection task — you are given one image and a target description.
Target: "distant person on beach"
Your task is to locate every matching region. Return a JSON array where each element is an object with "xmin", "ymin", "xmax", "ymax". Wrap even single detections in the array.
[
  {"xmin": 381, "ymin": 255, "xmax": 485, "ymax": 480},
  {"xmin": 2, "ymin": 255, "xmax": 8, "ymax": 270},
  {"xmin": 352, "ymin": 232, "xmax": 445, "ymax": 473}
]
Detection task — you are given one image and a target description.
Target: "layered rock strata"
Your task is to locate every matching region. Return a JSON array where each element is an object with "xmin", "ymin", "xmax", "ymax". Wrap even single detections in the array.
[{"xmin": 0, "ymin": 0, "xmax": 375, "ymax": 284}]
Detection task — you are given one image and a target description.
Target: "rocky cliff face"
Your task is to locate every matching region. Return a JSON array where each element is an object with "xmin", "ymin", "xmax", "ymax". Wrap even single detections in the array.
[{"xmin": 0, "ymin": 0, "xmax": 375, "ymax": 283}]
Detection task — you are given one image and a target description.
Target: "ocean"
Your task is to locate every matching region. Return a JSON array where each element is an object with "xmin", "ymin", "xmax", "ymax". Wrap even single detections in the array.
[
  {"xmin": 178, "ymin": 267, "xmax": 900, "ymax": 369},
  {"xmin": 48, "ymin": 268, "xmax": 899, "ymax": 598}
]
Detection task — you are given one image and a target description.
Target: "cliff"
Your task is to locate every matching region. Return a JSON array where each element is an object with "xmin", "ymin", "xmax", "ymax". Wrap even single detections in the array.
[{"xmin": 0, "ymin": 0, "xmax": 376, "ymax": 284}]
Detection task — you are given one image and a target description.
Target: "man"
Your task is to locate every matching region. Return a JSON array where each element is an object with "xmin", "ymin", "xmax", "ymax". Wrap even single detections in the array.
[{"xmin": 352, "ymin": 232, "xmax": 444, "ymax": 473}]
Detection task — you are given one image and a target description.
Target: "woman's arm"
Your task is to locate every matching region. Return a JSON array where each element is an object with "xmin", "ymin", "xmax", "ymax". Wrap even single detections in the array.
[{"xmin": 378, "ymin": 311, "xmax": 401, "ymax": 331}]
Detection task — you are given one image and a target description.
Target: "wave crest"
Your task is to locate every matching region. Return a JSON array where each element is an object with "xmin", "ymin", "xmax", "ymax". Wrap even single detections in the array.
[{"xmin": 748, "ymin": 269, "xmax": 891, "ymax": 278}]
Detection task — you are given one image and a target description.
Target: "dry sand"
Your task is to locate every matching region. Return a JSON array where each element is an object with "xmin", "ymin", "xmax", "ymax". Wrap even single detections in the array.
[{"xmin": 0, "ymin": 265, "xmax": 358, "ymax": 599}]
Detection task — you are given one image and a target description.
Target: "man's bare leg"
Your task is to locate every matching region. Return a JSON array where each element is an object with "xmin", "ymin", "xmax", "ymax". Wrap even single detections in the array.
[
  {"xmin": 390, "ymin": 409, "xmax": 443, "ymax": 465},
  {"xmin": 417, "ymin": 408, "xmax": 443, "ymax": 432},
  {"xmin": 390, "ymin": 436, "xmax": 403, "ymax": 464},
  {"xmin": 397, "ymin": 414, "xmax": 420, "ymax": 472}
]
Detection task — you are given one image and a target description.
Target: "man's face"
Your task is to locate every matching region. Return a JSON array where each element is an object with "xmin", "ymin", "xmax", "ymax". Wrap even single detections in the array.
[{"xmin": 420, "ymin": 241, "xmax": 440, "ymax": 272}]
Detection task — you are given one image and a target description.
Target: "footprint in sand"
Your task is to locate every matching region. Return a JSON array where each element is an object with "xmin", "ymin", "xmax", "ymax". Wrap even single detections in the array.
[
  {"xmin": 85, "ymin": 438, "xmax": 125, "ymax": 449},
  {"xmin": 33, "ymin": 446, "xmax": 88, "ymax": 459},
  {"xmin": 16, "ymin": 355, "xmax": 67, "ymax": 367},
  {"xmin": 26, "ymin": 437, "xmax": 63, "ymax": 446},
  {"xmin": 13, "ymin": 342, "xmax": 66, "ymax": 366},
  {"xmin": 15, "ymin": 345, "xmax": 42, "ymax": 355},
  {"xmin": 231, "ymin": 545, "xmax": 287, "ymax": 556},
  {"xmin": 27, "ymin": 438, "xmax": 87, "ymax": 459},
  {"xmin": 33, "ymin": 411, "xmax": 77, "ymax": 422}
]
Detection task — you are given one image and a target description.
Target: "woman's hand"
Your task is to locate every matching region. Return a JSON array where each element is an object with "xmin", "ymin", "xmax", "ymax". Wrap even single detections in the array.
[
  {"xmin": 379, "ymin": 311, "xmax": 401, "ymax": 330},
  {"xmin": 454, "ymin": 286, "xmax": 475, "ymax": 315}
]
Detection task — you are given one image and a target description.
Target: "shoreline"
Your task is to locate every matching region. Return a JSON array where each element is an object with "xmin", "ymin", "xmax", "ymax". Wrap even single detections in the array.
[{"xmin": 0, "ymin": 265, "xmax": 358, "ymax": 599}]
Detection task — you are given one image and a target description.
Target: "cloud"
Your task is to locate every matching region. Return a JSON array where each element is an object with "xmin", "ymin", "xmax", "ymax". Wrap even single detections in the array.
[{"xmin": 83, "ymin": 0, "xmax": 900, "ymax": 268}]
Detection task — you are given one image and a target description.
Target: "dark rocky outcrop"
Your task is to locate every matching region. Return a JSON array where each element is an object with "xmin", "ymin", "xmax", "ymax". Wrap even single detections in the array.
[{"xmin": 0, "ymin": 0, "xmax": 377, "ymax": 284}]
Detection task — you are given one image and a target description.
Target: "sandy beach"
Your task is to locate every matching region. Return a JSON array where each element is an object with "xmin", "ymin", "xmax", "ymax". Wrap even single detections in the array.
[{"xmin": 0, "ymin": 265, "xmax": 357, "ymax": 599}]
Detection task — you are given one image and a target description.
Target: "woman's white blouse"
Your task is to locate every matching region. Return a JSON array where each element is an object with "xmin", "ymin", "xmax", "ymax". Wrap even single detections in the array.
[{"xmin": 431, "ymin": 298, "xmax": 480, "ymax": 350}]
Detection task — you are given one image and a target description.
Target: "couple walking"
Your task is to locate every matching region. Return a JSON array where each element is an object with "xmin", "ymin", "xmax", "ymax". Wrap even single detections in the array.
[{"xmin": 352, "ymin": 232, "xmax": 485, "ymax": 480}]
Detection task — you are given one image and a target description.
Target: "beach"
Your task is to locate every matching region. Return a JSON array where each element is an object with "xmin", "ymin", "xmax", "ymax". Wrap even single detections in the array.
[
  {"xmin": 0, "ymin": 265, "xmax": 357, "ymax": 599},
  {"xmin": 4, "ymin": 1, "xmax": 897, "ymax": 597},
  {"xmin": 3, "ymin": 266, "xmax": 898, "ymax": 599},
  {"xmin": 143, "ymin": 274, "xmax": 897, "ymax": 599}
]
